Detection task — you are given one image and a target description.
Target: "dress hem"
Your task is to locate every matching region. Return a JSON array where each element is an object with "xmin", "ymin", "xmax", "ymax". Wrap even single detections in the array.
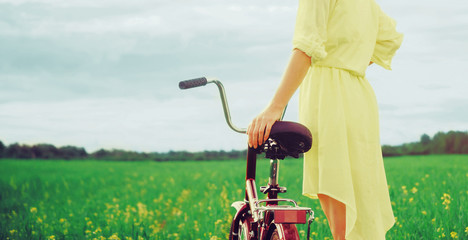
[{"xmin": 303, "ymin": 191, "xmax": 357, "ymax": 239}]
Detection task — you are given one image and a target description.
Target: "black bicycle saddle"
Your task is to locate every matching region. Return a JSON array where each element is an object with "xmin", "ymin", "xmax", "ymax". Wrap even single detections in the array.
[{"xmin": 262, "ymin": 121, "xmax": 313, "ymax": 159}]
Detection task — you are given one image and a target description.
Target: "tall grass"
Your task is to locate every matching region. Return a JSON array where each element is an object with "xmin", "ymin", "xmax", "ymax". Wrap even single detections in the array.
[{"xmin": 0, "ymin": 155, "xmax": 467, "ymax": 239}]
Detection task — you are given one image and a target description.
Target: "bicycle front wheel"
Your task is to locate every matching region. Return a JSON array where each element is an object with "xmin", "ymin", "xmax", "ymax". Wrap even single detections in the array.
[
  {"xmin": 229, "ymin": 215, "xmax": 254, "ymax": 240},
  {"xmin": 238, "ymin": 217, "xmax": 254, "ymax": 240}
]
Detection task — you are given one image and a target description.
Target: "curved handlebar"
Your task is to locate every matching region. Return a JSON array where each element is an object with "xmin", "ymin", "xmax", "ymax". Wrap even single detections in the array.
[{"xmin": 179, "ymin": 77, "xmax": 287, "ymax": 134}]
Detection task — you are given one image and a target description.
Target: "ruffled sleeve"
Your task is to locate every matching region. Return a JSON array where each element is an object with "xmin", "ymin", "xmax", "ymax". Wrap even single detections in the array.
[
  {"xmin": 371, "ymin": 8, "xmax": 404, "ymax": 70},
  {"xmin": 292, "ymin": 0, "xmax": 329, "ymax": 62}
]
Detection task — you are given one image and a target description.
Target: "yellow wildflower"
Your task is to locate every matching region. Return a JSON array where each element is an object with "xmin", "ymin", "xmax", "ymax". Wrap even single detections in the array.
[
  {"xmin": 401, "ymin": 186, "xmax": 408, "ymax": 194},
  {"xmin": 411, "ymin": 187, "xmax": 418, "ymax": 194},
  {"xmin": 193, "ymin": 220, "xmax": 200, "ymax": 232},
  {"xmin": 30, "ymin": 207, "xmax": 37, "ymax": 214},
  {"xmin": 109, "ymin": 233, "xmax": 120, "ymax": 240},
  {"xmin": 421, "ymin": 211, "xmax": 427, "ymax": 215},
  {"xmin": 214, "ymin": 219, "xmax": 223, "ymax": 226},
  {"xmin": 9, "ymin": 229, "xmax": 17, "ymax": 235},
  {"xmin": 441, "ymin": 193, "xmax": 452, "ymax": 210},
  {"xmin": 450, "ymin": 232, "xmax": 458, "ymax": 238},
  {"xmin": 48, "ymin": 235, "xmax": 55, "ymax": 240}
]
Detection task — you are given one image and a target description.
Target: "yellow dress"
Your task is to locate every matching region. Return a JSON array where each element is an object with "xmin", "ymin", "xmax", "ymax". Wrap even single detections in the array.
[{"xmin": 294, "ymin": 0, "xmax": 403, "ymax": 239}]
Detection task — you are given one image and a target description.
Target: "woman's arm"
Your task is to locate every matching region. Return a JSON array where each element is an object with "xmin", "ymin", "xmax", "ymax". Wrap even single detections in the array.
[{"xmin": 247, "ymin": 49, "xmax": 311, "ymax": 148}]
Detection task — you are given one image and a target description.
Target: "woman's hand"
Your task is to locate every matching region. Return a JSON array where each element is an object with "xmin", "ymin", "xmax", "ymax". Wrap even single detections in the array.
[
  {"xmin": 247, "ymin": 105, "xmax": 284, "ymax": 149},
  {"xmin": 246, "ymin": 49, "xmax": 311, "ymax": 149}
]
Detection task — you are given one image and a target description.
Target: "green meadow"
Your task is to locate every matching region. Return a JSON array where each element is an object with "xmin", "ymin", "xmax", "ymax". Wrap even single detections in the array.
[{"xmin": 1, "ymin": 155, "xmax": 467, "ymax": 240}]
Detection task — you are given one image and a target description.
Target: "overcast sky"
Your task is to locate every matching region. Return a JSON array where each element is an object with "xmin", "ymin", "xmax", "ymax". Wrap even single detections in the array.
[{"xmin": 1, "ymin": 0, "xmax": 467, "ymax": 152}]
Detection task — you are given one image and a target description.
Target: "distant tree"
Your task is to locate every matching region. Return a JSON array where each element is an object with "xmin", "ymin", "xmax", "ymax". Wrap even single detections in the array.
[
  {"xmin": 5, "ymin": 143, "xmax": 33, "ymax": 159},
  {"xmin": 59, "ymin": 146, "xmax": 87, "ymax": 160},
  {"xmin": 152, "ymin": 152, "xmax": 169, "ymax": 162},
  {"xmin": 461, "ymin": 138, "xmax": 468, "ymax": 154},
  {"xmin": 452, "ymin": 131, "xmax": 467, "ymax": 154},
  {"xmin": 431, "ymin": 132, "xmax": 447, "ymax": 154},
  {"xmin": 92, "ymin": 149, "xmax": 110, "ymax": 159},
  {"xmin": 32, "ymin": 144, "xmax": 59, "ymax": 159},
  {"xmin": 445, "ymin": 131, "xmax": 456, "ymax": 154},
  {"xmin": 0, "ymin": 140, "xmax": 5, "ymax": 158},
  {"xmin": 420, "ymin": 134, "xmax": 431, "ymax": 145},
  {"xmin": 90, "ymin": 148, "xmax": 150, "ymax": 161},
  {"xmin": 381, "ymin": 145, "xmax": 402, "ymax": 157}
]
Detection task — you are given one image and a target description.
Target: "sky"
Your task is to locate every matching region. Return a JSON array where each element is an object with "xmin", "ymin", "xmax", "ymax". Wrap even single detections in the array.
[{"xmin": 0, "ymin": 0, "xmax": 467, "ymax": 153}]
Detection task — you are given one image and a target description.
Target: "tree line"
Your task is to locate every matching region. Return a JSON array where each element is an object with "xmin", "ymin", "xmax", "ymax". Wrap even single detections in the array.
[
  {"xmin": 0, "ymin": 130, "xmax": 466, "ymax": 161},
  {"xmin": 0, "ymin": 141, "xmax": 247, "ymax": 161},
  {"xmin": 381, "ymin": 130, "xmax": 468, "ymax": 156}
]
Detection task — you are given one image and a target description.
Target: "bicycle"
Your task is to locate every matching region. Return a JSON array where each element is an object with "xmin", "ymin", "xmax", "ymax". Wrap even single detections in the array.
[{"xmin": 179, "ymin": 77, "xmax": 315, "ymax": 240}]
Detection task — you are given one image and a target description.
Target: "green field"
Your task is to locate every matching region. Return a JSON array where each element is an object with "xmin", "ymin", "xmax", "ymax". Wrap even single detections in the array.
[{"xmin": 1, "ymin": 155, "xmax": 467, "ymax": 240}]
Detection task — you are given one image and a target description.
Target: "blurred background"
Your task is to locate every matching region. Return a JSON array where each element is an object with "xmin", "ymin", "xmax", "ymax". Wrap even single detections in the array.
[{"xmin": 1, "ymin": 1, "xmax": 467, "ymax": 240}]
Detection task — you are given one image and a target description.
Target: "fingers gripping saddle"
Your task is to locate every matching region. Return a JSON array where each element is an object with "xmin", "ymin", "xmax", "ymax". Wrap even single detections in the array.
[{"xmin": 262, "ymin": 121, "xmax": 313, "ymax": 160}]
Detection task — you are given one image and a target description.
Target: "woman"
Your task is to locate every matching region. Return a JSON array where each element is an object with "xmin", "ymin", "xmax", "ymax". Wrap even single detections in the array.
[{"xmin": 246, "ymin": 0, "xmax": 403, "ymax": 239}]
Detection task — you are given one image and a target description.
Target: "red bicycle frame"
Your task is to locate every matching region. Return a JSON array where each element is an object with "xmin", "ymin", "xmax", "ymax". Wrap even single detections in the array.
[{"xmin": 179, "ymin": 77, "xmax": 315, "ymax": 240}]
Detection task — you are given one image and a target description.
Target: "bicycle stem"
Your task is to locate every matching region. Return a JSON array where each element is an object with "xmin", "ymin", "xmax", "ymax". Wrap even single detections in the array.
[
  {"xmin": 205, "ymin": 78, "xmax": 287, "ymax": 134},
  {"xmin": 206, "ymin": 78, "xmax": 246, "ymax": 134}
]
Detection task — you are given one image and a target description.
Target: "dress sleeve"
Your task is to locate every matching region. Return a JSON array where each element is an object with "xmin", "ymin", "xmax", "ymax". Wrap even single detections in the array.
[
  {"xmin": 292, "ymin": 0, "xmax": 329, "ymax": 62},
  {"xmin": 371, "ymin": 8, "xmax": 404, "ymax": 70}
]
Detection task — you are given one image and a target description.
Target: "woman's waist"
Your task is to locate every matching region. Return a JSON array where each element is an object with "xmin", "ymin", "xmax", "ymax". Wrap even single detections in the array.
[{"xmin": 311, "ymin": 63, "xmax": 367, "ymax": 78}]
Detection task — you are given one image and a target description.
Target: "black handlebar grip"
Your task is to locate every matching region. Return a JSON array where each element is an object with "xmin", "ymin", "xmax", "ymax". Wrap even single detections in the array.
[{"xmin": 179, "ymin": 77, "xmax": 208, "ymax": 89}]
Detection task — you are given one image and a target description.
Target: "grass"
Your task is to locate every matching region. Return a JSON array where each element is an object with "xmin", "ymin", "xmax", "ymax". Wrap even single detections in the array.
[{"xmin": 0, "ymin": 155, "xmax": 467, "ymax": 239}]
